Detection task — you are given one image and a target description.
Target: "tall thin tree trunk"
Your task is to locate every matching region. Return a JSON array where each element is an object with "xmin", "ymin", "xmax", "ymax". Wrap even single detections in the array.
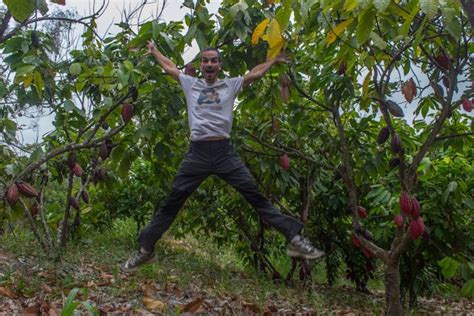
[{"xmin": 385, "ymin": 259, "xmax": 403, "ymax": 316}]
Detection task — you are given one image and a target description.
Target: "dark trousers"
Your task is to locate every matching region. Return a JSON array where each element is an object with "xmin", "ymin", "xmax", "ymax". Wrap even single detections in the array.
[{"xmin": 138, "ymin": 139, "xmax": 303, "ymax": 252}]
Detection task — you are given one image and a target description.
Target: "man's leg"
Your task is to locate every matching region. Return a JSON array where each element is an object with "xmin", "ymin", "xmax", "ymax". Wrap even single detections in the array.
[
  {"xmin": 215, "ymin": 147, "xmax": 324, "ymax": 259},
  {"xmin": 124, "ymin": 147, "xmax": 209, "ymax": 270}
]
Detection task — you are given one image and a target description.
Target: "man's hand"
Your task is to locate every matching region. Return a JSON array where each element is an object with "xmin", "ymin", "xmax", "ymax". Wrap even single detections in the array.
[
  {"xmin": 243, "ymin": 52, "xmax": 291, "ymax": 87},
  {"xmin": 272, "ymin": 53, "xmax": 291, "ymax": 65},
  {"xmin": 146, "ymin": 40, "xmax": 157, "ymax": 56},
  {"xmin": 145, "ymin": 40, "xmax": 180, "ymax": 81}
]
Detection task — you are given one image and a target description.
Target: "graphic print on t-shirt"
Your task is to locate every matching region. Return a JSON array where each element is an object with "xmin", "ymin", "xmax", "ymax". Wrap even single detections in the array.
[{"xmin": 197, "ymin": 88, "xmax": 221, "ymax": 105}]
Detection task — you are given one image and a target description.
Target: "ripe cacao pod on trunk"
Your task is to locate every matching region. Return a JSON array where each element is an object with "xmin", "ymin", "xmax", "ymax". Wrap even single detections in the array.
[
  {"xmin": 363, "ymin": 247, "xmax": 374, "ymax": 258},
  {"xmin": 394, "ymin": 214, "xmax": 404, "ymax": 227},
  {"xmin": 409, "ymin": 217, "xmax": 425, "ymax": 240},
  {"xmin": 6, "ymin": 184, "xmax": 20, "ymax": 205},
  {"xmin": 411, "ymin": 197, "xmax": 421, "ymax": 219},
  {"xmin": 121, "ymin": 103, "xmax": 134, "ymax": 123},
  {"xmin": 72, "ymin": 163, "xmax": 83, "ymax": 177},
  {"xmin": 357, "ymin": 206, "xmax": 367, "ymax": 219},
  {"xmin": 400, "ymin": 191, "xmax": 413, "ymax": 216},
  {"xmin": 377, "ymin": 127, "xmax": 389, "ymax": 145},
  {"xmin": 279, "ymin": 153, "xmax": 290, "ymax": 170},
  {"xmin": 351, "ymin": 234, "xmax": 361, "ymax": 248},
  {"xmin": 16, "ymin": 181, "xmax": 39, "ymax": 198}
]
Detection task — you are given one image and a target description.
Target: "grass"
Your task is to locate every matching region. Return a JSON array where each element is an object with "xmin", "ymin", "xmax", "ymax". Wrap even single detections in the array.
[{"xmin": 0, "ymin": 219, "xmax": 469, "ymax": 314}]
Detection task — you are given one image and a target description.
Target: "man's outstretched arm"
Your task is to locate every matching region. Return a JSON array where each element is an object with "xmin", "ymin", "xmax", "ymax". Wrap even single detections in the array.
[
  {"xmin": 147, "ymin": 40, "xmax": 181, "ymax": 81},
  {"xmin": 243, "ymin": 53, "xmax": 289, "ymax": 88}
]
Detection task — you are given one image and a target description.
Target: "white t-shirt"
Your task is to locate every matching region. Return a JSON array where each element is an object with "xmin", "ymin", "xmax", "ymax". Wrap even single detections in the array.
[{"xmin": 179, "ymin": 73, "xmax": 244, "ymax": 141}]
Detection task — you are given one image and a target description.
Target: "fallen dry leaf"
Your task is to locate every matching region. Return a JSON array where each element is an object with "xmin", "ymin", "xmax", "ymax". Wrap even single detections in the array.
[
  {"xmin": 182, "ymin": 297, "xmax": 205, "ymax": 313},
  {"xmin": 0, "ymin": 286, "xmax": 17, "ymax": 299},
  {"xmin": 143, "ymin": 297, "xmax": 166, "ymax": 311}
]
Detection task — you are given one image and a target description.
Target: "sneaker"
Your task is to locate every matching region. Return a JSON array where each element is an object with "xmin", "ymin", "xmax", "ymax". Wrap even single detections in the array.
[
  {"xmin": 287, "ymin": 235, "xmax": 325, "ymax": 260},
  {"xmin": 123, "ymin": 249, "xmax": 155, "ymax": 271}
]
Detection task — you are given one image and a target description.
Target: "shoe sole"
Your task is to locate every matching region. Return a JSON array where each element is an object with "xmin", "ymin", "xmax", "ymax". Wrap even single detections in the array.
[
  {"xmin": 286, "ymin": 249, "xmax": 325, "ymax": 260},
  {"xmin": 122, "ymin": 255, "xmax": 156, "ymax": 272}
]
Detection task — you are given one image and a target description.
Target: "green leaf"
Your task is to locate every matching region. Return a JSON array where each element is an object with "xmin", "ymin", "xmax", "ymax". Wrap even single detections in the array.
[
  {"xmin": 441, "ymin": 7, "xmax": 461, "ymax": 39},
  {"xmin": 438, "ymin": 257, "xmax": 459, "ymax": 278},
  {"xmin": 4, "ymin": 0, "xmax": 36, "ymax": 22},
  {"xmin": 356, "ymin": 8, "xmax": 376, "ymax": 45},
  {"xmin": 15, "ymin": 65, "xmax": 36, "ymax": 77},
  {"xmin": 461, "ymin": 279, "xmax": 474, "ymax": 298},
  {"xmin": 275, "ymin": 0, "xmax": 293, "ymax": 30},
  {"xmin": 61, "ymin": 288, "xmax": 81, "ymax": 316},
  {"xmin": 373, "ymin": 0, "xmax": 390, "ymax": 12},
  {"xmin": 182, "ymin": 0, "xmax": 194, "ymax": 9},
  {"xmin": 420, "ymin": 0, "xmax": 439, "ymax": 19},
  {"xmin": 370, "ymin": 32, "xmax": 387, "ymax": 49},
  {"xmin": 64, "ymin": 100, "xmax": 75, "ymax": 112},
  {"xmin": 344, "ymin": 0, "xmax": 359, "ymax": 12},
  {"xmin": 33, "ymin": 70, "xmax": 44, "ymax": 97}
]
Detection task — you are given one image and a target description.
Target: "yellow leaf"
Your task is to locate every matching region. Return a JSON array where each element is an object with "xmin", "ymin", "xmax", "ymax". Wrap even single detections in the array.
[
  {"xmin": 143, "ymin": 297, "xmax": 166, "ymax": 311},
  {"xmin": 266, "ymin": 38, "xmax": 285, "ymax": 59},
  {"xmin": 362, "ymin": 70, "xmax": 372, "ymax": 98},
  {"xmin": 252, "ymin": 18, "xmax": 270, "ymax": 45},
  {"xmin": 344, "ymin": 0, "xmax": 359, "ymax": 12},
  {"xmin": 326, "ymin": 18, "xmax": 354, "ymax": 45},
  {"xmin": 23, "ymin": 74, "xmax": 33, "ymax": 88},
  {"xmin": 266, "ymin": 19, "xmax": 282, "ymax": 48}
]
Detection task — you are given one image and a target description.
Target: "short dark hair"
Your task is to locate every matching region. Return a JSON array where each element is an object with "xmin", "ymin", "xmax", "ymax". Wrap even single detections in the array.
[{"xmin": 200, "ymin": 47, "xmax": 221, "ymax": 62}]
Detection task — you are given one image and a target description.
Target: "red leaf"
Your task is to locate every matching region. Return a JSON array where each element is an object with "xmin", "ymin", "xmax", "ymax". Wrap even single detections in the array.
[{"xmin": 402, "ymin": 78, "xmax": 416, "ymax": 103}]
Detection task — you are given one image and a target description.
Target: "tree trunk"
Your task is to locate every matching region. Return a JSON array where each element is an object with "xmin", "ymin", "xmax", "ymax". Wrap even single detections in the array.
[{"xmin": 385, "ymin": 259, "xmax": 403, "ymax": 315}]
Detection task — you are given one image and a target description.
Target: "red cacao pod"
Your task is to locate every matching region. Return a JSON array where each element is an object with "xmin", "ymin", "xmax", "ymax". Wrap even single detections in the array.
[
  {"xmin": 70, "ymin": 197, "xmax": 80, "ymax": 210},
  {"xmin": 409, "ymin": 217, "xmax": 425, "ymax": 240},
  {"xmin": 435, "ymin": 54, "xmax": 451, "ymax": 70},
  {"xmin": 121, "ymin": 102, "xmax": 134, "ymax": 123},
  {"xmin": 394, "ymin": 214, "xmax": 404, "ymax": 227},
  {"xmin": 81, "ymin": 191, "xmax": 90, "ymax": 204},
  {"xmin": 363, "ymin": 247, "xmax": 374, "ymax": 258},
  {"xmin": 72, "ymin": 163, "xmax": 83, "ymax": 177},
  {"xmin": 462, "ymin": 98, "xmax": 473, "ymax": 112},
  {"xmin": 6, "ymin": 184, "xmax": 20, "ymax": 205},
  {"xmin": 399, "ymin": 191, "xmax": 413, "ymax": 216},
  {"xmin": 279, "ymin": 153, "xmax": 290, "ymax": 170},
  {"xmin": 357, "ymin": 206, "xmax": 367, "ymax": 219},
  {"xmin": 391, "ymin": 134, "xmax": 402, "ymax": 153},
  {"xmin": 411, "ymin": 197, "xmax": 420, "ymax": 219},
  {"xmin": 351, "ymin": 234, "xmax": 361, "ymax": 248},
  {"xmin": 377, "ymin": 127, "xmax": 389, "ymax": 145},
  {"xmin": 16, "ymin": 181, "xmax": 39, "ymax": 198},
  {"xmin": 337, "ymin": 61, "xmax": 347, "ymax": 75}
]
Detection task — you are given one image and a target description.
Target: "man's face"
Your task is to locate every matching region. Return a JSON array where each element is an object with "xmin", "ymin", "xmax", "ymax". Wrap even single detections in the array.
[{"xmin": 200, "ymin": 50, "xmax": 221, "ymax": 84}]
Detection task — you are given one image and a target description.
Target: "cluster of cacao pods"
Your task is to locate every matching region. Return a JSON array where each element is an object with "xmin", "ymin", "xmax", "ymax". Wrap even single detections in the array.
[
  {"xmin": 397, "ymin": 191, "xmax": 425, "ymax": 240},
  {"xmin": 350, "ymin": 234, "xmax": 374, "ymax": 258},
  {"xmin": 5, "ymin": 181, "xmax": 39, "ymax": 205}
]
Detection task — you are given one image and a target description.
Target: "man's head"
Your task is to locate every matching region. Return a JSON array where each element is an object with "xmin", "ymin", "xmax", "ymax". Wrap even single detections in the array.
[{"xmin": 200, "ymin": 48, "xmax": 222, "ymax": 84}]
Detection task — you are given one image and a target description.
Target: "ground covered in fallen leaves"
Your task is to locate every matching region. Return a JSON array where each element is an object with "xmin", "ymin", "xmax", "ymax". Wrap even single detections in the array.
[{"xmin": 0, "ymin": 229, "xmax": 472, "ymax": 315}]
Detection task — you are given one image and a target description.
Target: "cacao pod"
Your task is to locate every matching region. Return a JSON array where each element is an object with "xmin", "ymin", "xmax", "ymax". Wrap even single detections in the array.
[
  {"xmin": 409, "ymin": 217, "xmax": 425, "ymax": 240},
  {"xmin": 279, "ymin": 153, "xmax": 290, "ymax": 170},
  {"xmin": 377, "ymin": 127, "xmax": 389, "ymax": 145},
  {"xmin": 462, "ymin": 99, "xmax": 473, "ymax": 112},
  {"xmin": 363, "ymin": 247, "xmax": 374, "ymax": 258},
  {"xmin": 391, "ymin": 134, "xmax": 402, "ymax": 153},
  {"xmin": 357, "ymin": 206, "xmax": 367, "ymax": 219},
  {"xmin": 389, "ymin": 157, "xmax": 400, "ymax": 168},
  {"xmin": 70, "ymin": 197, "xmax": 80, "ymax": 210},
  {"xmin": 67, "ymin": 153, "xmax": 77, "ymax": 169},
  {"xmin": 401, "ymin": 78, "xmax": 417, "ymax": 104},
  {"xmin": 95, "ymin": 168, "xmax": 106, "ymax": 181},
  {"xmin": 337, "ymin": 61, "xmax": 347, "ymax": 75},
  {"xmin": 6, "ymin": 184, "xmax": 20, "ymax": 205},
  {"xmin": 386, "ymin": 100, "xmax": 404, "ymax": 117},
  {"xmin": 30, "ymin": 203, "xmax": 39, "ymax": 217},
  {"xmin": 99, "ymin": 142, "xmax": 110, "ymax": 160},
  {"xmin": 31, "ymin": 30, "xmax": 40, "ymax": 48},
  {"xmin": 411, "ymin": 197, "xmax": 420, "ymax": 219},
  {"xmin": 121, "ymin": 103, "xmax": 134, "ymax": 123},
  {"xmin": 394, "ymin": 214, "xmax": 404, "ymax": 227},
  {"xmin": 351, "ymin": 234, "xmax": 361, "ymax": 248},
  {"xmin": 435, "ymin": 54, "xmax": 451, "ymax": 70},
  {"xmin": 362, "ymin": 229, "xmax": 374, "ymax": 241},
  {"xmin": 16, "ymin": 181, "xmax": 39, "ymax": 198},
  {"xmin": 81, "ymin": 191, "xmax": 90, "ymax": 204},
  {"xmin": 72, "ymin": 163, "xmax": 83, "ymax": 177},
  {"xmin": 400, "ymin": 191, "xmax": 412, "ymax": 216}
]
